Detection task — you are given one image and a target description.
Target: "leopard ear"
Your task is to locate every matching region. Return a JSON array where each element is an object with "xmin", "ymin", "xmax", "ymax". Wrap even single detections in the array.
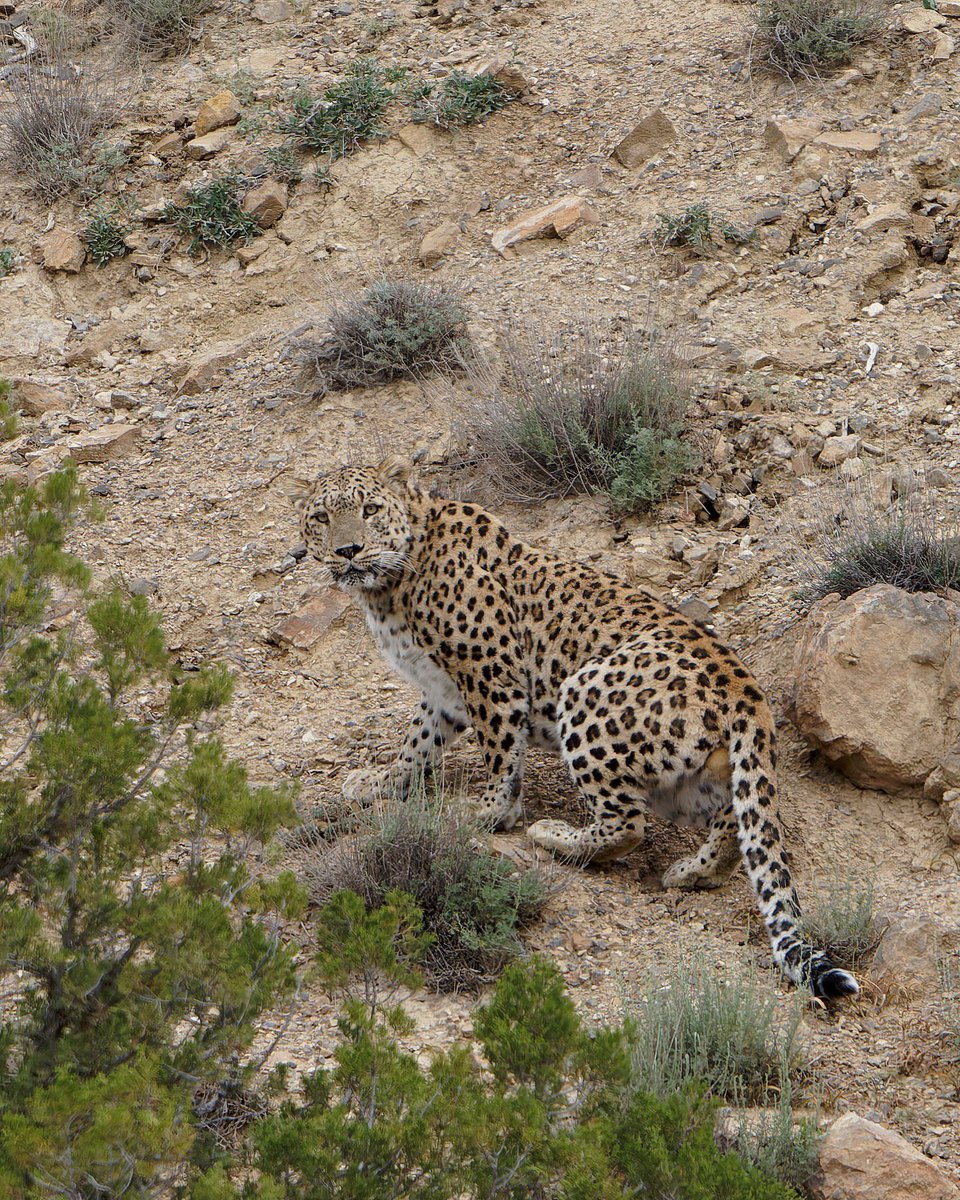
[
  {"xmin": 286, "ymin": 476, "xmax": 315, "ymax": 511},
  {"xmin": 376, "ymin": 455, "xmax": 414, "ymax": 486}
]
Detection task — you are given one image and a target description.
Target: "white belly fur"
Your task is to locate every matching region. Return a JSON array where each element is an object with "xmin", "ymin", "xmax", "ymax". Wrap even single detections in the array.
[{"xmin": 365, "ymin": 610, "xmax": 466, "ymax": 720}]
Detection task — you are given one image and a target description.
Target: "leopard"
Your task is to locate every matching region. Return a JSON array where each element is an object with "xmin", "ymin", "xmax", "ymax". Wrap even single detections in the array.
[{"xmin": 290, "ymin": 456, "xmax": 859, "ymax": 1000}]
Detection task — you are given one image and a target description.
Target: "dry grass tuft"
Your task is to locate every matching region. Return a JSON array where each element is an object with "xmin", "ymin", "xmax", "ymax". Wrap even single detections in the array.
[{"xmin": 750, "ymin": 0, "xmax": 886, "ymax": 78}]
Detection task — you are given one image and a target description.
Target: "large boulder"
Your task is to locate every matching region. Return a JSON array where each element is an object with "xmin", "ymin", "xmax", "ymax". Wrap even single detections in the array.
[
  {"xmin": 791, "ymin": 584, "xmax": 960, "ymax": 792},
  {"xmin": 813, "ymin": 1112, "xmax": 960, "ymax": 1200}
]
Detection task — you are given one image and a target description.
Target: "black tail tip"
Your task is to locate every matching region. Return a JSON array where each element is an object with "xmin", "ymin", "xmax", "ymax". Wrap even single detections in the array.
[{"xmin": 811, "ymin": 964, "xmax": 859, "ymax": 1000}]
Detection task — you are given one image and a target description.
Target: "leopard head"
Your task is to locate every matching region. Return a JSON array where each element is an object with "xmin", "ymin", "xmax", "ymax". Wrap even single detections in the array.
[{"xmin": 288, "ymin": 456, "xmax": 416, "ymax": 592}]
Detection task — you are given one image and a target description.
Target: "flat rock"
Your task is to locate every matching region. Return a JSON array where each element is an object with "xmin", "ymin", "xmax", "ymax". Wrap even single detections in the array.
[
  {"xmin": 491, "ymin": 196, "xmax": 599, "ymax": 256},
  {"xmin": 930, "ymin": 30, "xmax": 955, "ymax": 59},
  {"xmin": 418, "ymin": 221, "xmax": 458, "ymax": 266},
  {"xmin": 396, "ymin": 122, "xmax": 441, "ymax": 155},
  {"xmin": 902, "ymin": 7, "xmax": 946, "ymax": 31},
  {"xmin": 196, "ymin": 90, "xmax": 242, "ymax": 137},
  {"xmin": 764, "ymin": 116, "xmax": 823, "ymax": 161},
  {"xmin": 268, "ymin": 591, "xmax": 351, "ymax": 650},
  {"xmin": 41, "ymin": 229, "xmax": 86, "ymax": 273},
  {"xmin": 611, "ymin": 108, "xmax": 676, "ymax": 168},
  {"xmin": 818, "ymin": 434, "xmax": 861, "ymax": 466},
  {"xmin": 9, "ymin": 378, "xmax": 70, "ymax": 415},
  {"xmin": 814, "ymin": 1112, "xmax": 960, "ymax": 1200},
  {"xmin": 939, "ymin": 0, "xmax": 960, "ymax": 13},
  {"xmin": 856, "ymin": 204, "xmax": 912, "ymax": 233},
  {"xmin": 868, "ymin": 915, "xmax": 944, "ymax": 1002},
  {"xmin": 63, "ymin": 424, "xmax": 140, "ymax": 464},
  {"xmin": 791, "ymin": 584, "xmax": 960, "ymax": 791},
  {"xmin": 253, "ymin": 0, "xmax": 292, "ymax": 20},
  {"xmin": 178, "ymin": 342, "xmax": 243, "ymax": 394},
  {"xmin": 241, "ymin": 179, "xmax": 287, "ymax": 227},
  {"xmin": 813, "ymin": 130, "xmax": 882, "ymax": 154},
  {"xmin": 185, "ymin": 129, "xmax": 233, "ymax": 160}
]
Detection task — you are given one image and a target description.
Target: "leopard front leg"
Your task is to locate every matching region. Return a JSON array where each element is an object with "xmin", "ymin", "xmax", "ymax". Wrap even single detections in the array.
[
  {"xmin": 342, "ymin": 699, "xmax": 468, "ymax": 804},
  {"xmin": 465, "ymin": 683, "xmax": 530, "ymax": 832}
]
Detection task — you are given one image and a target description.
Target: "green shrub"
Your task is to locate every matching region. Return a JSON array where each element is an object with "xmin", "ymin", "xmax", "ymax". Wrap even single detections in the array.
[
  {"xmin": 0, "ymin": 469, "xmax": 304, "ymax": 1197},
  {"xmin": 731, "ymin": 1085, "xmax": 822, "ymax": 1196},
  {"xmin": 412, "ymin": 70, "xmax": 512, "ymax": 129},
  {"xmin": 627, "ymin": 954, "xmax": 805, "ymax": 1103},
  {"xmin": 791, "ymin": 476, "xmax": 960, "ymax": 605},
  {"xmin": 82, "ymin": 209, "xmax": 131, "ymax": 266},
  {"xmin": 164, "ymin": 174, "xmax": 262, "ymax": 254},
  {"xmin": 263, "ymin": 143, "xmax": 303, "ymax": 183},
  {"xmin": 298, "ymin": 278, "xmax": 474, "ymax": 393},
  {"xmin": 303, "ymin": 793, "xmax": 551, "ymax": 990},
  {"xmin": 0, "ymin": 248, "xmax": 16, "ymax": 277},
  {"xmin": 656, "ymin": 202, "xmax": 754, "ymax": 255},
  {"xmin": 752, "ymin": 0, "xmax": 885, "ymax": 76},
  {"xmin": 278, "ymin": 59, "xmax": 393, "ymax": 159},
  {"xmin": 0, "ymin": 379, "xmax": 16, "ymax": 441},
  {"xmin": 800, "ymin": 873, "xmax": 877, "ymax": 973},
  {"xmin": 106, "ymin": 0, "xmax": 215, "ymax": 51},
  {"xmin": 465, "ymin": 317, "xmax": 694, "ymax": 514}
]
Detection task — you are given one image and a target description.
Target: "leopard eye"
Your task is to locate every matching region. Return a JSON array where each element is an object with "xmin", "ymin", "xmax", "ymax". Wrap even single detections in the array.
[
  {"xmin": 313, "ymin": 510, "xmax": 329, "ymax": 524},
  {"xmin": 362, "ymin": 503, "xmax": 382, "ymax": 518}
]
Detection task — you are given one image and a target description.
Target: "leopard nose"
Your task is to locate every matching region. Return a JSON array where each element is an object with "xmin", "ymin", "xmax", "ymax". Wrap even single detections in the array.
[{"xmin": 334, "ymin": 542, "xmax": 364, "ymax": 560}]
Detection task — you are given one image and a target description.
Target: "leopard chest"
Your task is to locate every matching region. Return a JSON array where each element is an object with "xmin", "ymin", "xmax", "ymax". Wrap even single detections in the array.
[{"xmin": 363, "ymin": 606, "xmax": 463, "ymax": 715}]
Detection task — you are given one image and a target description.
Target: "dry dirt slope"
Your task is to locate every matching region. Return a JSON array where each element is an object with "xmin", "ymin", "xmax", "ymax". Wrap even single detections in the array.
[{"xmin": 2, "ymin": 0, "xmax": 960, "ymax": 1179}]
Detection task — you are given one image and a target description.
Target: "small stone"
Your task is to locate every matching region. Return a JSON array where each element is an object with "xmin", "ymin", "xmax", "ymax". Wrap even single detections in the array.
[
  {"xmin": 902, "ymin": 7, "xmax": 945, "ymax": 31},
  {"xmin": 178, "ymin": 343, "xmax": 242, "ymax": 394},
  {"xmin": 864, "ymin": 301, "xmax": 885, "ymax": 316},
  {"xmin": 930, "ymin": 30, "xmax": 955, "ymax": 60},
  {"xmin": 926, "ymin": 466, "xmax": 951, "ymax": 488},
  {"xmin": 195, "ymin": 90, "xmax": 242, "ymax": 137},
  {"xmin": 818, "ymin": 434, "xmax": 861, "ymax": 466},
  {"xmin": 900, "ymin": 93, "xmax": 943, "ymax": 123},
  {"xmin": 241, "ymin": 179, "xmax": 287, "ymax": 227},
  {"xmin": 471, "ymin": 53, "xmax": 530, "ymax": 95},
  {"xmin": 185, "ymin": 129, "xmax": 234, "ymax": 160},
  {"xmin": 840, "ymin": 456, "xmax": 864, "ymax": 481},
  {"xmin": 418, "ymin": 221, "xmax": 458, "ymax": 266},
  {"xmin": 611, "ymin": 108, "xmax": 676, "ymax": 168},
  {"xmin": 187, "ymin": 546, "xmax": 213, "ymax": 561},
  {"xmin": 41, "ymin": 229, "xmax": 86, "ymax": 273},
  {"xmin": 947, "ymin": 801, "xmax": 960, "ymax": 844},
  {"xmin": 153, "ymin": 131, "xmax": 183, "ymax": 157},
  {"xmin": 491, "ymin": 196, "xmax": 599, "ymax": 256},
  {"xmin": 253, "ymin": 0, "xmax": 292, "ymax": 18},
  {"xmin": 856, "ymin": 204, "xmax": 912, "ymax": 234},
  {"xmin": 63, "ymin": 424, "xmax": 139, "ymax": 464},
  {"xmin": 267, "ymin": 591, "xmax": 351, "ymax": 650},
  {"xmin": 129, "ymin": 577, "xmax": 159, "ymax": 596},
  {"xmin": 763, "ymin": 116, "xmax": 823, "ymax": 161},
  {"xmin": 813, "ymin": 130, "xmax": 882, "ymax": 155}
]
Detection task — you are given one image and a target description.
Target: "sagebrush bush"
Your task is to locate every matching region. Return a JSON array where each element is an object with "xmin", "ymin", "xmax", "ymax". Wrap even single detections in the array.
[
  {"xmin": 263, "ymin": 143, "xmax": 303, "ymax": 183},
  {"xmin": 627, "ymin": 954, "xmax": 805, "ymax": 1103},
  {"xmin": 412, "ymin": 70, "xmax": 512, "ymax": 129},
  {"xmin": 0, "ymin": 51, "xmax": 118, "ymax": 200},
  {"xmin": 800, "ymin": 873, "xmax": 877, "ymax": 973},
  {"xmin": 656, "ymin": 202, "xmax": 754, "ymax": 254},
  {"xmin": 82, "ymin": 209, "xmax": 130, "ymax": 266},
  {"xmin": 302, "ymin": 793, "xmax": 552, "ymax": 990},
  {"xmin": 752, "ymin": 0, "xmax": 885, "ymax": 76},
  {"xmin": 105, "ymin": 0, "xmax": 214, "ymax": 51},
  {"xmin": 790, "ymin": 475, "xmax": 960, "ymax": 605},
  {"xmin": 278, "ymin": 59, "xmax": 393, "ymax": 158},
  {"xmin": 298, "ymin": 278, "xmax": 474, "ymax": 393},
  {"xmin": 0, "ymin": 378, "xmax": 17, "ymax": 441},
  {"xmin": 164, "ymin": 174, "xmax": 262, "ymax": 254},
  {"xmin": 0, "ymin": 248, "xmax": 16, "ymax": 277},
  {"xmin": 464, "ymin": 317, "xmax": 694, "ymax": 513}
]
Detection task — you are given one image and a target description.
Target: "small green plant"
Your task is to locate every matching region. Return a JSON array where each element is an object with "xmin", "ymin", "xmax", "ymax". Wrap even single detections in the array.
[
  {"xmin": 105, "ymin": 0, "xmax": 215, "ymax": 51},
  {"xmin": 791, "ymin": 476, "xmax": 960, "ymax": 606},
  {"xmin": 278, "ymin": 59, "xmax": 394, "ymax": 159},
  {"xmin": 313, "ymin": 159, "xmax": 334, "ymax": 188},
  {"xmin": 412, "ymin": 70, "xmax": 512, "ymax": 130},
  {"xmin": 298, "ymin": 278, "xmax": 474, "ymax": 393},
  {"xmin": 362, "ymin": 13, "xmax": 398, "ymax": 37},
  {"xmin": 752, "ymin": 0, "xmax": 885, "ymax": 76},
  {"xmin": 465, "ymin": 317, "xmax": 694, "ymax": 514},
  {"xmin": 731, "ymin": 1084, "xmax": 822, "ymax": 1195},
  {"xmin": 800, "ymin": 873, "xmax": 878, "ymax": 973},
  {"xmin": 626, "ymin": 954, "xmax": 805, "ymax": 1103},
  {"xmin": 303, "ymin": 792, "xmax": 551, "ymax": 990},
  {"xmin": 82, "ymin": 209, "xmax": 130, "ymax": 266},
  {"xmin": 0, "ymin": 248, "xmax": 16, "ymax": 277},
  {"xmin": 263, "ymin": 143, "xmax": 303, "ymax": 183},
  {"xmin": 0, "ymin": 379, "xmax": 17, "ymax": 441},
  {"xmin": 213, "ymin": 68, "xmax": 260, "ymax": 105},
  {"xmin": 164, "ymin": 174, "xmax": 262, "ymax": 254},
  {"xmin": 656, "ymin": 202, "xmax": 754, "ymax": 254}
]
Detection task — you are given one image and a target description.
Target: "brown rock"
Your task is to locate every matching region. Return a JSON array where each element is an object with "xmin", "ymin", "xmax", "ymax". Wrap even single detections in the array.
[
  {"xmin": 63, "ymin": 424, "xmax": 140, "ymax": 464},
  {"xmin": 813, "ymin": 130, "xmax": 882, "ymax": 154},
  {"xmin": 491, "ymin": 196, "xmax": 599, "ymax": 256},
  {"xmin": 253, "ymin": 0, "xmax": 292, "ymax": 20},
  {"xmin": 902, "ymin": 7, "xmax": 946, "ymax": 31},
  {"xmin": 763, "ymin": 116, "xmax": 823, "ymax": 161},
  {"xmin": 817, "ymin": 434, "xmax": 861, "ymax": 466},
  {"xmin": 930, "ymin": 30, "xmax": 955, "ymax": 59},
  {"xmin": 868, "ymin": 915, "xmax": 944, "ymax": 1001},
  {"xmin": 185, "ymin": 129, "xmax": 234, "ymax": 160},
  {"xmin": 268, "ymin": 591, "xmax": 350, "ymax": 650},
  {"xmin": 241, "ymin": 179, "xmax": 287, "ymax": 227},
  {"xmin": 855, "ymin": 204, "xmax": 912, "ymax": 234},
  {"xmin": 396, "ymin": 123, "xmax": 440, "ymax": 155},
  {"xmin": 611, "ymin": 108, "xmax": 676, "ymax": 168},
  {"xmin": 196, "ymin": 90, "xmax": 242, "ymax": 137},
  {"xmin": 472, "ymin": 53, "xmax": 530, "ymax": 94},
  {"xmin": 939, "ymin": 0, "xmax": 960, "ymax": 13},
  {"xmin": 153, "ymin": 131, "xmax": 183, "ymax": 158},
  {"xmin": 947, "ymin": 796, "xmax": 960, "ymax": 844},
  {"xmin": 418, "ymin": 221, "xmax": 458, "ymax": 266},
  {"xmin": 814, "ymin": 1113, "xmax": 960, "ymax": 1200},
  {"xmin": 791, "ymin": 584, "xmax": 960, "ymax": 791},
  {"xmin": 178, "ymin": 343, "xmax": 242, "ymax": 395},
  {"xmin": 9, "ymin": 379, "xmax": 70, "ymax": 415},
  {"xmin": 41, "ymin": 229, "xmax": 86, "ymax": 273}
]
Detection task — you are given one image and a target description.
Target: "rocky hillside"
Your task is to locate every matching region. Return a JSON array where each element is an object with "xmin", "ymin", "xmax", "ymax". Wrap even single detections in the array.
[{"xmin": 2, "ymin": 0, "xmax": 960, "ymax": 1191}]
